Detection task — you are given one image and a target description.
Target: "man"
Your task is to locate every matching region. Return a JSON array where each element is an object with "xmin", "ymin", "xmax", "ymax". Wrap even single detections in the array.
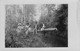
[{"xmin": 25, "ymin": 24, "xmax": 33, "ymax": 35}]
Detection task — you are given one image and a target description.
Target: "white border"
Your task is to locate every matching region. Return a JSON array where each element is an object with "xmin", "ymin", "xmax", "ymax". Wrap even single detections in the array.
[{"xmin": 0, "ymin": 0, "xmax": 80, "ymax": 51}]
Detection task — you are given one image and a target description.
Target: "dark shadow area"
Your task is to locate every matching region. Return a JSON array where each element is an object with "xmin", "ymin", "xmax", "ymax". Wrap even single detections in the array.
[{"xmin": 5, "ymin": 4, "xmax": 68, "ymax": 47}]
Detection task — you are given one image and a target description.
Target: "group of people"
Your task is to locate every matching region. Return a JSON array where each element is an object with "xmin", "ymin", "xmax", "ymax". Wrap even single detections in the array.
[
  {"xmin": 16, "ymin": 23, "xmax": 32, "ymax": 35},
  {"xmin": 16, "ymin": 22, "xmax": 58, "ymax": 35},
  {"xmin": 16, "ymin": 23, "xmax": 46, "ymax": 35}
]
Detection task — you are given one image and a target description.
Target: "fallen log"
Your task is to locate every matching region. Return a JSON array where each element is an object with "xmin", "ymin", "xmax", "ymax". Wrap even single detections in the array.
[{"xmin": 37, "ymin": 28, "xmax": 57, "ymax": 32}]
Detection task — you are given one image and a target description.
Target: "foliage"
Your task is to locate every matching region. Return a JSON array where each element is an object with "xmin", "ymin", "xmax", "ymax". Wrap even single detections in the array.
[{"xmin": 5, "ymin": 4, "xmax": 68, "ymax": 47}]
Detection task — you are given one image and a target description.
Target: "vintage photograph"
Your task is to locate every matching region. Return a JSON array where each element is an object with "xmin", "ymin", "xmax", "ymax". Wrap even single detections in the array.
[{"xmin": 5, "ymin": 4, "xmax": 68, "ymax": 47}]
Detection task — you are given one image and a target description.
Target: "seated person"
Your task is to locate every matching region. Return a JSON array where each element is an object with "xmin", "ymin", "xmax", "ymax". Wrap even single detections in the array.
[
  {"xmin": 25, "ymin": 24, "xmax": 33, "ymax": 35},
  {"xmin": 41, "ymin": 24, "xmax": 45, "ymax": 31},
  {"xmin": 16, "ymin": 23, "xmax": 24, "ymax": 33}
]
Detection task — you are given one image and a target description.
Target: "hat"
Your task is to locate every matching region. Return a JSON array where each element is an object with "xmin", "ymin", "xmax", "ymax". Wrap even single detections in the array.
[{"xmin": 18, "ymin": 23, "xmax": 22, "ymax": 26}]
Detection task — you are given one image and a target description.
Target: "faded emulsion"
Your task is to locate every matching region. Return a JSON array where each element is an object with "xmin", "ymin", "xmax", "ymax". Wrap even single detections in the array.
[{"xmin": 5, "ymin": 4, "xmax": 68, "ymax": 47}]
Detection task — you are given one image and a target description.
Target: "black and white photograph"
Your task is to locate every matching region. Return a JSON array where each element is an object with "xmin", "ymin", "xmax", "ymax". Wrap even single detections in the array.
[{"xmin": 5, "ymin": 4, "xmax": 68, "ymax": 48}]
